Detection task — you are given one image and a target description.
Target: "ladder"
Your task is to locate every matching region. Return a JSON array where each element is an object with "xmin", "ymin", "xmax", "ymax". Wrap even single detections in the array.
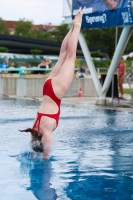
[{"xmin": 125, "ymin": 61, "xmax": 133, "ymax": 98}]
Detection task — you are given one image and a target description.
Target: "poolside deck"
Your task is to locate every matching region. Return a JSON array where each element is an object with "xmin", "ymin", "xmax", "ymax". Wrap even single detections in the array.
[
  {"xmin": 64, "ymin": 96, "xmax": 133, "ymax": 110},
  {"xmin": 7, "ymin": 94, "xmax": 133, "ymax": 112}
]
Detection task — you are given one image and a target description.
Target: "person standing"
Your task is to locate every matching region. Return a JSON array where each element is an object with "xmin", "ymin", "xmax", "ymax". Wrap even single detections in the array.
[
  {"xmin": 46, "ymin": 59, "xmax": 52, "ymax": 69},
  {"xmin": 38, "ymin": 59, "xmax": 52, "ymax": 69},
  {"xmin": 117, "ymin": 57, "xmax": 126, "ymax": 99},
  {"xmin": 37, "ymin": 58, "xmax": 52, "ymax": 74},
  {"xmin": 1, "ymin": 60, "xmax": 8, "ymax": 68}
]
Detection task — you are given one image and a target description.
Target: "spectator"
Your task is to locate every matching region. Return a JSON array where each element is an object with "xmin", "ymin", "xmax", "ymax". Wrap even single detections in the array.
[
  {"xmin": 38, "ymin": 59, "xmax": 52, "ymax": 69},
  {"xmin": 9, "ymin": 62, "xmax": 15, "ymax": 67},
  {"xmin": 46, "ymin": 59, "xmax": 52, "ymax": 69},
  {"xmin": 0, "ymin": 61, "xmax": 2, "ymax": 67},
  {"xmin": 79, "ymin": 66, "xmax": 85, "ymax": 78},
  {"xmin": 117, "ymin": 57, "xmax": 126, "ymax": 99},
  {"xmin": 9, "ymin": 62, "xmax": 18, "ymax": 73},
  {"xmin": 0, "ymin": 60, "xmax": 8, "ymax": 73},
  {"xmin": 1, "ymin": 60, "xmax": 8, "ymax": 68},
  {"xmin": 37, "ymin": 59, "xmax": 52, "ymax": 74}
]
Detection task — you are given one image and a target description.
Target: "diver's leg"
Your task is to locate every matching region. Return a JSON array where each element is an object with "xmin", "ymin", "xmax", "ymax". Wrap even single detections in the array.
[
  {"xmin": 49, "ymin": 27, "xmax": 73, "ymax": 77},
  {"xmin": 52, "ymin": 11, "xmax": 83, "ymax": 98}
]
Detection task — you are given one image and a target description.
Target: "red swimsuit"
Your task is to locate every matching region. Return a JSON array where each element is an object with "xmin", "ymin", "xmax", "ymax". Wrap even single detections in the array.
[
  {"xmin": 32, "ymin": 79, "xmax": 61, "ymax": 132},
  {"xmin": 118, "ymin": 63, "xmax": 125, "ymax": 76}
]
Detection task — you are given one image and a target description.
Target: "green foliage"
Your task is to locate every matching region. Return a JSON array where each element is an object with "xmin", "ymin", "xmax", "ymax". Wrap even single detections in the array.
[
  {"xmin": 75, "ymin": 58, "xmax": 112, "ymax": 69},
  {"xmin": 14, "ymin": 18, "xmax": 54, "ymax": 40},
  {"xmin": 27, "ymin": 61, "xmax": 40, "ymax": 67},
  {"xmin": 30, "ymin": 49, "xmax": 42, "ymax": 55},
  {"xmin": 126, "ymin": 56, "xmax": 132, "ymax": 60},
  {"xmin": 93, "ymin": 59, "xmax": 111, "ymax": 68},
  {"xmin": 8, "ymin": 61, "xmax": 18, "ymax": 67},
  {"xmin": 124, "ymin": 60, "xmax": 132, "ymax": 68},
  {"xmin": 82, "ymin": 26, "xmax": 133, "ymax": 59},
  {"xmin": 1, "ymin": 15, "xmax": 133, "ymax": 59},
  {"xmin": 34, "ymin": 31, "xmax": 53, "ymax": 41},
  {"xmin": 75, "ymin": 59, "xmax": 82, "ymax": 67},
  {"xmin": 0, "ymin": 18, "xmax": 9, "ymax": 34},
  {"xmin": 90, "ymin": 50, "xmax": 101, "ymax": 57},
  {"xmin": 124, "ymin": 88, "xmax": 131, "ymax": 94},
  {"xmin": 51, "ymin": 24, "xmax": 69, "ymax": 42},
  {"xmin": 0, "ymin": 46, "xmax": 8, "ymax": 53},
  {"xmin": 82, "ymin": 27, "xmax": 117, "ymax": 58},
  {"xmin": 14, "ymin": 19, "xmax": 34, "ymax": 37},
  {"xmin": 92, "ymin": 58, "xmax": 132, "ymax": 69}
]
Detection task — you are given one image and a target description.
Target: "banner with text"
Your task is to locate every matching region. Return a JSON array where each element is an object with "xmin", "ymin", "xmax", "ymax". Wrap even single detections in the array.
[{"xmin": 72, "ymin": 0, "xmax": 133, "ymax": 28}]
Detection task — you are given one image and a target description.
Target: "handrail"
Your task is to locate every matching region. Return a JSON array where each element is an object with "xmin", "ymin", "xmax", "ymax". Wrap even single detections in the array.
[
  {"xmin": 0, "ymin": 67, "xmax": 79, "ymax": 75},
  {"xmin": 0, "ymin": 67, "xmax": 130, "ymax": 75},
  {"xmin": 96, "ymin": 68, "xmax": 131, "ymax": 74}
]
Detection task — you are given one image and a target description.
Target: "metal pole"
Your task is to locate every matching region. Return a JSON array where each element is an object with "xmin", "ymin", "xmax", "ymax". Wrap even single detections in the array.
[
  {"xmin": 79, "ymin": 32, "xmax": 102, "ymax": 96},
  {"xmin": 66, "ymin": 0, "xmax": 72, "ymax": 11},
  {"xmin": 101, "ymin": 25, "xmax": 132, "ymax": 97},
  {"xmin": 115, "ymin": 27, "xmax": 118, "ymax": 48}
]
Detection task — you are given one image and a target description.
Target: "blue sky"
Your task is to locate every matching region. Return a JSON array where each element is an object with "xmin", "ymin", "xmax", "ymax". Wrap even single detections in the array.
[{"xmin": 0, "ymin": 0, "xmax": 66, "ymax": 25}]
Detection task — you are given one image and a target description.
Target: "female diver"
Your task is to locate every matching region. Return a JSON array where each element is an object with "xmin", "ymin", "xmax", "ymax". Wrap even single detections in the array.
[{"xmin": 19, "ymin": 11, "xmax": 83, "ymax": 159}]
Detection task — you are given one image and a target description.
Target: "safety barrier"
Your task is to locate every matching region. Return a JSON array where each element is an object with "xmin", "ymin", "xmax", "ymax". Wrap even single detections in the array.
[
  {"xmin": 0, "ymin": 67, "xmax": 131, "ymax": 75},
  {"xmin": 0, "ymin": 77, "xmax": 98, "ymax": 98},
  {"xmin": 0, "ymin": 67, "xmax": 79, "ymax": 75},
  {"xmin": 96, "ymin": 68, "xmax": 130, "ymax": 75}
]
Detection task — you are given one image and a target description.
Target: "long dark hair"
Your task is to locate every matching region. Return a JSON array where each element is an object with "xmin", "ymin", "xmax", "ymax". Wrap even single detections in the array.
[{"xmin": 19, "ymin": 128, "xmax": 43, "ymax": 152}]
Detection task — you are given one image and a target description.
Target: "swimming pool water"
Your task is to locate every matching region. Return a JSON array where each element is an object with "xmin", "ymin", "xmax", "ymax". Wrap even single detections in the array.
[{"xmin": 0, "ymin": 97, "xmax": 133, "ymax": 200}]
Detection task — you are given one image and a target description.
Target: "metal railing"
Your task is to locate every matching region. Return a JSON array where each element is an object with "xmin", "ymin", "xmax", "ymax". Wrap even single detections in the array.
[
  {"xmin": 96, "ymin": 68, "xmax": 108, "ymax": 74},
  {"xmin": 96, "ymin": 68, "xmax": 130, "ymax": 75},
  {"xmin": 0, "ymin": 67, "xmax": 80, "ymax": 75},
  {"xmin": 0, "ymin": 67, "xmax": 131, "ymax": 75},
  {"xmin": 0, "ymin": 68, "xmax": 53, "ymax": 75}
]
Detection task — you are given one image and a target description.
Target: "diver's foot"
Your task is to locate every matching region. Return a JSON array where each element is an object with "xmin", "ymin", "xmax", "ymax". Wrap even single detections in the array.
[{"xmin": 72, "ymin": 10, "xmax": 82, "ymax": 27}]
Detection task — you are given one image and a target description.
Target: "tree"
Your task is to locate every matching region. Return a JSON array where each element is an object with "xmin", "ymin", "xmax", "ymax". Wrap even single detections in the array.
[
  {"xmin": 14, "ymin": 19, "xmax": 53, "ymax": 40},
  {"xmin": 30, "ymin": 49, "xmax": 43, "ymax": 57},
  {"xmin": 75, "ymin": 59, "xmax": 82, "ymax": 68},
  {"xmin": 14, "ymin": 19, "xmax": 34, "ymax": 38},
  {"xmin": 123, "ymin": 27, "xmax": 133, "ymax": 55},
  {"xmin": 0, "ymin": 18, "xmax": 9, "ymax": 34},
  {"xmin": 0, "ymin": 46, "xmax": 8, "ymax": 58},
  {"xmin": 51, "ymin": 24, "xmax": 69, "ymax": 42},
  {"xmin": 34, "ymin": 31, "xmax": 53, "ymax": 41},
  {"xmin": 82, "ymin": 27, "xmax": 116, "ymax": 58},
  {"xmin": 0, "ymin": 46, "xmax": 8, "ymax": 53}
]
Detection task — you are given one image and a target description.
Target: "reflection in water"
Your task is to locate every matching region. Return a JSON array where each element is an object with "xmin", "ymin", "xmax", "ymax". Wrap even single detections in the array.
[
  {"xmin": 19, "ymin": 152, "xmax": 57, "ymax": 200},
  {"xmin": 65, "ymin": 175, "xmax": 133, "ymax": 200}
]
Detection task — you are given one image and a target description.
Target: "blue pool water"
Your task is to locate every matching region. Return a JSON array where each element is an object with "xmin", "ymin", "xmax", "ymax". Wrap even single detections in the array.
[{"xmin": 0, "ymin": 97, "xmax": 133, "ymax": 200}]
